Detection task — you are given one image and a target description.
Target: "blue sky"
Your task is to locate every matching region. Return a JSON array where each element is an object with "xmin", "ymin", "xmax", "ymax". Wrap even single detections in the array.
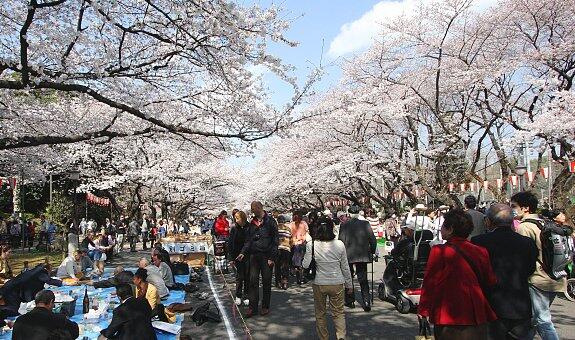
[
  {"xmin": 232, "ymin": 0, "xmax": 499, "ymax": 168},
  {"xmin": 231, "ymin": 0, "xmax": 383, "ymax": 168},
  {"xmin": 246, "ymin": 0, "xmax": 383, "ymax": 105}
]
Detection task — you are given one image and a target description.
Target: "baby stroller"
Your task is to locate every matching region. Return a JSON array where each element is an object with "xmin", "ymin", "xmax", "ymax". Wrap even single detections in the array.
[
  {"xmin": 378, "ymin": 232, "xmax": 432, "ymax": 314},
  {"xmin": 213, "ymin": 240, "xmax": 229, "ymax": 273}
]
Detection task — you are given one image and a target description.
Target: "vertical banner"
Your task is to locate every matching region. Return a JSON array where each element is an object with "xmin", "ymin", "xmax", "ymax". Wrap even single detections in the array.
[
  {"xmin": 8, "ymin": 177, "xmax": 17, "ymax": 190},
  {"xmin": 483, "ymin": 180, "xmax": 489, "ymax": 190},
  {"xmin": 510, "ymin": 175, "xmax": 518, "ymax": 187},
  {"xmin": 496, "ymin": 178, "xmax": 503, "ymax": 188}
]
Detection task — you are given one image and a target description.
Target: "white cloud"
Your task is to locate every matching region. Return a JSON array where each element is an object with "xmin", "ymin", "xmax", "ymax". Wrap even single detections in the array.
[{"xmin": 327, "ymin": 0, "xmax": 498, "ymax": 59}]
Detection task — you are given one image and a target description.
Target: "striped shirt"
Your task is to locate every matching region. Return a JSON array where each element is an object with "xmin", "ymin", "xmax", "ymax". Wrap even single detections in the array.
[
  {"xmin": 366, "ymin": 217, "xmax": 381, "ymax": 238},
  {"xmin": 278, "ymin": 223, "xmax": 292, "ymax": 251}
]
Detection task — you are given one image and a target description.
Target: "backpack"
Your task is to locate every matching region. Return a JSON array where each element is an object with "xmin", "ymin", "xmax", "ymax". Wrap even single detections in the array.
[{"xmin": 524, "ymin": 218, "xmax": 574, "ymax": 280}]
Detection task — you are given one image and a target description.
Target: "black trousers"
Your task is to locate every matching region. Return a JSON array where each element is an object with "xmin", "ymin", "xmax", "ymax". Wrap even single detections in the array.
[
  {"xmin": 488, "ymin": 318, "xmax": 531, "ymax": 340},
  {"xmin": 275, "ymin": 249, "xmax": 291, "ymax": 286},
  {"xmin": 235, "ymin": 256, "xmax": 250, "ymax": 299},
  {"xmin": 248, "ymin": 253, "xmax": 273, "ymax": 311},
  {"xmin": 349, "ymin": 262, "xmax": 370, "ymax": 299},
  {"xmin": 435, "ymin": 324, "xmax": 487, "ymax": 340},
  {"xmin": 129, "ymin": 235, "xmax": 137, "ymax": 251},
  {"xmin": 141, "ymin": 231, "xmax": 148, "ymax": 249}
]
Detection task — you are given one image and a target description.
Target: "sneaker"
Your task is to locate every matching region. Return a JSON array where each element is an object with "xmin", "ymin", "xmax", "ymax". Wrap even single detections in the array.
[
  {"xmin": 234, "ymin": 297, "xmax": 242, "ymax": 306},
  {"xmin": 243, "ymin": 299, "xmax": 250, "ymax": 306}
]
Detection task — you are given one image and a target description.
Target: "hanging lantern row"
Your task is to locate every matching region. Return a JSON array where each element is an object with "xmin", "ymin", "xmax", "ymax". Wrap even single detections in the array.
[
  {"xmin": 445, "ymin": 165, "xmax": 575, "ymax": 192},
  {"xmin": 86, "ymin": 192, "xmax": 110, "ymax": 207},
  {"xmin": 325, "ymin": 199, "xmax": 350, "ymax": 207},
  {"xmin": 325, "ymin": 196, "xmax": 371, "ymax": 207},
  {"xmin": 323, "ymin": 163, "xmax": 575, "ymax": 204}
]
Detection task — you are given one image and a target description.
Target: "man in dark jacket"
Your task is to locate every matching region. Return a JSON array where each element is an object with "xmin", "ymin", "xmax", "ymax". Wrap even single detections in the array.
[
  {"xmin": 90, "ymin": 266, "xmax": 134, "ymax": 289},
  {"xmin": 472, "ymin": 203, "xmax": 538, "ymax": 339},
  {"xmin": 99, "ymin": 283, "xmax": 157, "ymax": 340},
  {"xmin": 465, "ymin": 195, "xmax": 486, "ymax": 238},
  {"xmin": 128, "ymin": 219, "xmax": 140, "ymax": 252},
  {"xmin": 0, "ymin": 263, "xmax": 63, "ymax": 314},
  {"xmin": 237, "ymin": 201, "xmax": 279, "ymax": 317},
  {"xmin": 12, "ymin": 289, "xmax": 79, "ymax": 340},
  {"xmin": 338, "ymin": 205, "xmax": 377, "ymax": 311}
]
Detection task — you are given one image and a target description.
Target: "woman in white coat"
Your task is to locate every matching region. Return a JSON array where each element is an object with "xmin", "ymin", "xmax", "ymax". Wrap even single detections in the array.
[{"xmin": 303, "ymin": 217, "xmax": 353, "ymax": 340}]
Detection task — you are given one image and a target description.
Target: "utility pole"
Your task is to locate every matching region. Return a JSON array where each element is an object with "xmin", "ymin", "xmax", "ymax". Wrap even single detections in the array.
[
  {"xmin": 49, "ymin": 174, "xmax": 53, "ymax": 205},
  {"xmin": 548, "ymin": 148, "xmax": 553, "ymax": 208}
]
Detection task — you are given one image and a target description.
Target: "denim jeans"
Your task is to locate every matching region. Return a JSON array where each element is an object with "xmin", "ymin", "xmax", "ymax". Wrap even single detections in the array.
[{"xmin": 527, "ymin": 285, "xmax": 559, "ymax": 340}]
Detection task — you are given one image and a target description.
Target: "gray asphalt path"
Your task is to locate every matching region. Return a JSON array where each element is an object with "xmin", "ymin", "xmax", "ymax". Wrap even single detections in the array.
[{"xmin": 110, "ymin": 245, "xmax": 575, "ymax": 340}]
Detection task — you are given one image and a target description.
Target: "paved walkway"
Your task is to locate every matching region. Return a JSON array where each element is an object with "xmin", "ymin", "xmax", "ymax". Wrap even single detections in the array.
[{"xmin": 107, "ymin": 245, "xmax": 575, "ymax": 340}]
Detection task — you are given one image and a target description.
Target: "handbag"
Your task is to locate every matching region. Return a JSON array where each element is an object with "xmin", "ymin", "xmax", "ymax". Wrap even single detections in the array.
[
  {"xmin": 304, "ymin": 240, "xmax": 316, "ymax": 281},
  {"xmin": 415, "ymin": 316, "xmax": 434, "ymax": 340},
  {"xmin": 191, "ymin": 301, "xmax": 222, "ymax": 326}
]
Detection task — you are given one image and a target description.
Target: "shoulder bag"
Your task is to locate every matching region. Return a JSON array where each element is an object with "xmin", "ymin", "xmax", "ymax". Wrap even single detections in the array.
[{"xmin": 304, "ymin": 240, "xmax": 316, "ymax": 280}]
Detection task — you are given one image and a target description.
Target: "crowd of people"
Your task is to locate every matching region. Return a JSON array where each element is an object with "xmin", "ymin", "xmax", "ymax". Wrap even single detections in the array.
[
  {"xmin": 217, "ymin": 194, "xmax": 572, "ymax": 340},
  {"xmin": 0, "ymin": 192, "xmax": 572, "ymax": 340},
  {"xmin": 0, "ymin": 235, "xmax": 193, "ymax": 339}
]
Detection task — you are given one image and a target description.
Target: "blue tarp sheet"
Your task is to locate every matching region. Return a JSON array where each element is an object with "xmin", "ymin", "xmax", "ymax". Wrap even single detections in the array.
[{"xmin": 1, "ymin": 270, "xmax": 188, "ymax": 339}]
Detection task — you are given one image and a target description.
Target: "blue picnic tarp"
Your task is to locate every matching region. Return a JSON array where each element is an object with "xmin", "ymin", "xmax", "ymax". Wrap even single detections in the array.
[{"xmin": 1, "ymin": 270, "xmax": 189, "ymax": 340}]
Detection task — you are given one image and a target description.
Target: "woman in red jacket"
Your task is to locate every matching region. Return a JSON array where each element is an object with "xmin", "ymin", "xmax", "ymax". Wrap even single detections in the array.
[
  {"xmin": 418, "ymin": 208, "xmax": 497, "ymax": 339},
  {"xmin": 214, "ymin": 210, "xmax": 230, "ymax": 239}
]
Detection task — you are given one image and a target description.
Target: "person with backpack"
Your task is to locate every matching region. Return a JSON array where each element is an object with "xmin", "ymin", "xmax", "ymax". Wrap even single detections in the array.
[
  {"xmin": 472, "ymin": 204, "xmax": 538, "ymax": 339},
  {"xmin": 511, "ymin": 191, "xmax": 572, "ymax": 340}
]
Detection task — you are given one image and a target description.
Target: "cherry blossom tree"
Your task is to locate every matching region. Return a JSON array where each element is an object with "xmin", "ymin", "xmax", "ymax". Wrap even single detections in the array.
[
  {"xmin": 0, "ymin": 0, "xmax": 320, "ymax": 215},
  {"xmin": 253, "ymin": 0, "xmax": 575, "ymax": 211}
]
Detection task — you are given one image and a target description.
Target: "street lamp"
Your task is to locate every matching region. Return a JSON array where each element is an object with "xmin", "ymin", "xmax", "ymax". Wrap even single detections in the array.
[{"xmin": 514, "ymin": 165, "xmax": 527, "ymax": 192}]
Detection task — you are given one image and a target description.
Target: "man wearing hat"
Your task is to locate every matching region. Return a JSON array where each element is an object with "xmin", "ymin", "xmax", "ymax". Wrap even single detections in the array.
[
  {"xmin": 391, "ymin": 221, "xmax": 434, "ymax": 258},
  {"xmin": 382, "ymin": 220, "xmax": 435, "ymax": 295},
  {"xmin": 338, "ymin": 205, "xmax": 377, "ymax": 311}
]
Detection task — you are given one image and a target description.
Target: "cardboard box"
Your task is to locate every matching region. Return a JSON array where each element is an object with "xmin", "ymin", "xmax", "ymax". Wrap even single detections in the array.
[{"xmin": 169, "ymin": 252, "xmax": 206, "ymax": 268}]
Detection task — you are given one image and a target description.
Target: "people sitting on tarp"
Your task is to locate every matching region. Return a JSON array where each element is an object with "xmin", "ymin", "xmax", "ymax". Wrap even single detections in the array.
[
  {"xmin": 12, "ymin": 289, "xmax": 79, "ymax": 340},
  {"xmin": 88, "ymin": 266, "xmax": 134, "ymax": 289},
  {"xmin": 152, "ymin": 251, "xmax": 174, "ymax": 289},
  {"xmin": 0, "ymin": 262, "xmax": 71, "ymax": 315},
  {"xmin": 56, "ymin": 250, "xmax": 83, "ymax": 282},
  {"xmin": 98, "ymin": 283, "xmax": 156, "ymax": 340},
  {"xmin": 78, "ymin": 249, "xmax": 94, "ymax": 274},
  {"xmin": 137, "ymin": 258, "xmax": 169, "ymax": 299},
  {"xmin": 152, "ymin": 242, "xmax": 174, "ymax": 275},
  {"xmin": 81, "ymin": 232, "xmax": 96, "ymax": 259},
  {"xmin": 133, "ymin": 268, "xmax": 176, "ymax": 324}
]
